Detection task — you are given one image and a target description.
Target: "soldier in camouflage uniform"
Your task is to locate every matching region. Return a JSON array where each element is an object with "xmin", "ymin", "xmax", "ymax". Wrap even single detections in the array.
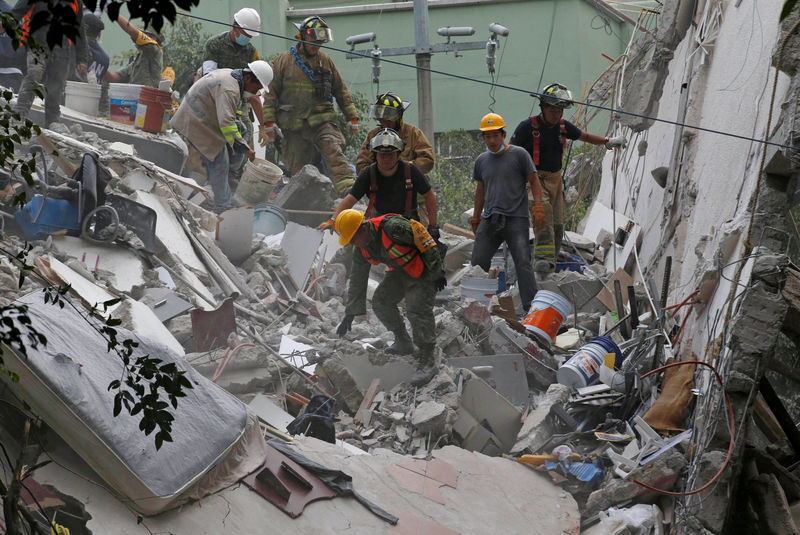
[
  {"xmin": 262, "ymin": 15, "xmax": 358, "ymax": 195},
  {"xmin": 106, "ymin": 13, "xmax": 162, "ymax": 88},
  {"xmin": 202, "ymin": 8, "xmax": 263, "ymax": 180},
  {"xmin": 334, "ymin": 209, "xmax": 447, "ymax": 387}
]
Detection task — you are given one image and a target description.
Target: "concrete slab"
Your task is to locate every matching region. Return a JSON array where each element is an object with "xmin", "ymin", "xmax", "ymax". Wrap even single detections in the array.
[
  {"xmin": 133, "ymin": 190, "xmax": 207, "ymax": 273},
  {"xmin": 115, "ymin": 298, "xmax": 185, "ymax": 356},
  {"xmin": 447, "ymin": 354, "xmax": 529, "ymax": 406},
  {"xmin": 340, "ymin": 351, "xmax": 417, "ymax": 392},
  {"xmin": 51, "ymin": 235, "xmax": 145, "ymax": 292},
  {"xmin": 32, "ymin": 435, "xmax": 579, "ymax": 534},
  {"xmin": 248, "ymin": 394, "xmax": 294, "ymax": 432}
]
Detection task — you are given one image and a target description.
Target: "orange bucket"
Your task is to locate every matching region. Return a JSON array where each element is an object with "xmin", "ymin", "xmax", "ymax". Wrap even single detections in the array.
[{"xmin": 522, "ymin": 290, "xmax": 572, "ymax": 345}]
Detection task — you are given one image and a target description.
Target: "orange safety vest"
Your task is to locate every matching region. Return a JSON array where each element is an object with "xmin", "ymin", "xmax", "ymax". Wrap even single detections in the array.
[
  {"xmin": 360, "ymin": 214, "xmax": 425, "ymax": 278},
  {"xmin": 21, "ymin": 0, "xmax": 79, "ymax": 45},
  {"xmin": 530, "ymin": 115, "xmax": 566, "ymax": 167}
]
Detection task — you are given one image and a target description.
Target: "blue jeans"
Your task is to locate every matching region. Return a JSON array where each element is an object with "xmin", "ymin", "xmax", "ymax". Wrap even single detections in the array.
[
  {"xmin": 200, "ymin": 146, "xmax": 245, "ymax": 213},
  {"xmin": 470, "ymin": 214, "xmax": 538, "ymax": 311}
]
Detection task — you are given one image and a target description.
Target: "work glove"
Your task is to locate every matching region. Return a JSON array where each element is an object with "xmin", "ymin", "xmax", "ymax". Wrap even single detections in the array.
[
  {"xmin": 427, "ymin": 225, "xmax": 440, "ymax": 240},
  {"xmin": 336, "ymin": 314, "xmax": 354, "ymax": 336},
  {"xmin": 469, "ymin": 217, "xmax": 481, "ymax": 234},
  {"xmin": 434, "ymin": 277, "xmax": 447, "ymax": 292},
  {"xmin": 232, "ymin": 138, "xmax": 250, "ymax": 155},
  {"xmin": 605, "ymin": 135, "xmax": 627, "ymax": 150},
  {"xmin": 531, "ymin": 204, "xmax": 547, "ymax": 233},
  {"xmin": 317, "ymin": 218, "xmax": 335, "ymax": 233},
  {"xmin": 262, "ymin": 122, "xmax": 278, "ymax": 144},
  {"xmin": 348, "ymin": 118, "xmax": 359, "ymax": 135}
]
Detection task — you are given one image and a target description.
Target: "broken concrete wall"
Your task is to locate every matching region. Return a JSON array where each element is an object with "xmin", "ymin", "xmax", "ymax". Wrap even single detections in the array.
[{"xmin": 594, "ymin": 0, "xmax": 794, "ymax": 360}]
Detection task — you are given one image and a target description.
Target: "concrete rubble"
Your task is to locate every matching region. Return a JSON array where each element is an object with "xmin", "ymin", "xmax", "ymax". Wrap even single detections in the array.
[{"xmin": 2, "ymin": 1, "xmax": 800, "ymax": 533}]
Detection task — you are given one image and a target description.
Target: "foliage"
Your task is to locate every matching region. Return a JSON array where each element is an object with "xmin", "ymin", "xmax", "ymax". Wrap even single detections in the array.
[
  {"xmin": 160, "ymin": 16, "xmax": 212, "ymax": 97},
  {"xmin": 339, "ymin": 90, "xmax": 372, "ymax": 161},
  {"xmin": 429, "ymin": 130, "xmax": 486, "ymax": 226},
  {"xmin": 782, "ymin": 0, "xmax": 798, "ymax": 21}
]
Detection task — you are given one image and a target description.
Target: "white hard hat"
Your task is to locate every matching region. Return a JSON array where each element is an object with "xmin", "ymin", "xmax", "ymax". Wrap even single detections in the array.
[
  {"xmin": 247, "ymin": 60, "xmax": 273, "ymax": 91},
  {"xmin": 234, "ymin": 7, "xmax": 261, "ymax": 36}
]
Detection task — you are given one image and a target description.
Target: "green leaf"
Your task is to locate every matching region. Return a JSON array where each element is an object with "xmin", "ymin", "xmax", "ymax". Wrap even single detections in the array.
[{"xmin": 781, "ymin": 0, "xmax": 798, "ymax": 21}]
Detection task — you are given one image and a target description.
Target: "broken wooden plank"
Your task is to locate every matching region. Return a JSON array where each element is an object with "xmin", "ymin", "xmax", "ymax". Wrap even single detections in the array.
[
  {"xmin": 354, "ymin": 378, "xmax": 381, "ymax": 426},
  {"xmin": 36, "ymin": 133, "xmax": 78, "ymax": 176},
  {"xmin": 443, "ymin": 223, "xmax": 474, "ymax": 240}
]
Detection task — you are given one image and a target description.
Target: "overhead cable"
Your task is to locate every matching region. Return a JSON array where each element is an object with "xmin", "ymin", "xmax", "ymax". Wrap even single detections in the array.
[{"xmin": 176, "ymin": 11, "xmax": 800, "ymax": 152}]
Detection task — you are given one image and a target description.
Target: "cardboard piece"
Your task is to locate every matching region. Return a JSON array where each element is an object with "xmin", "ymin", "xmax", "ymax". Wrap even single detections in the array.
[{"xmin": 596, "ymin": 267, "xmax": 634, "ymax": 312}]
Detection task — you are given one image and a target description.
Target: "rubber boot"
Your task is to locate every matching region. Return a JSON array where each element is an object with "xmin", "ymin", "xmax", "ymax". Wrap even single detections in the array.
[
  {"xmin": 387, "ymin": 328, "xmax": 415, "ymax": 355},
  {"xmin": 409, "ymin": 344, "xmax": 438, "ymax": 387}
]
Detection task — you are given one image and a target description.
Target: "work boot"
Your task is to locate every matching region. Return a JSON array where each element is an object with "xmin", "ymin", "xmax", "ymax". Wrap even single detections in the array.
[
  {"xmin": 534, "ymin": 259, "xmax": 555, "ymax": 276},
  {"xmin": 386, "ymin": 328, "xmax": 415, "ymax": 355},
  {"xmin": 409, "ymin": 344, "xmax": 438, "ymax": 387}
]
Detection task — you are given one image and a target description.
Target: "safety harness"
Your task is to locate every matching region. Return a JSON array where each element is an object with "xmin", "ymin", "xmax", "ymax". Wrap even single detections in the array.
[
  {"xmin": 360, "ymin": 214, "xmax": 425, "ymax": 278},
  {"xmin": 365, "ymin": 161, "xmax": 413, "ymax": 218},
  {"xmin": 290, "ymin": 46, "xmax": 333, "ymax": 102},
  {"xmin": 529, "ymin": 115, "xmax": 567, "ymax": 167}
]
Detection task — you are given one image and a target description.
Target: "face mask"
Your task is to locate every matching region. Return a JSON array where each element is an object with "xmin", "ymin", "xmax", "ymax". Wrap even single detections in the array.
[
  {"xmin": 235, "ymin": 34, "xmax": 251, "ymax": 46},
  {"xmin": 488, "ymin": 143, "xmax": 507, "ymax": 154},
  {"xmin": 243, "ymin": 91, "xmax": 256, "ymax": 99}
]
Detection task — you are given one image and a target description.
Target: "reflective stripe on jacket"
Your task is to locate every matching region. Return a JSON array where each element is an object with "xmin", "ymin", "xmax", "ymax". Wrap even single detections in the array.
[
  {"xmin": 360, "ymin": 214, "xmax": 425, "ymax": 278},
  {"xmin": 170, "ymin": 68, "xmax": 243, "ymax": 160}
]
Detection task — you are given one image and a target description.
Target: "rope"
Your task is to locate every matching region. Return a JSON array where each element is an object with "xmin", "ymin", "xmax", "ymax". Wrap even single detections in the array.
[{"xmin": 177, "ymin": 11, "xmax": 800, "ymax": 153}]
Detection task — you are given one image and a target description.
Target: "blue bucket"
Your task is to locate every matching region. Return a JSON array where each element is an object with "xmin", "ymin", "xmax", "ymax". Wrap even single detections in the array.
[
  {"xmin": 590, "ymin": 336, "xmax": 623, "ymax": 368},
  {"xmin": 253, "ymin": 202, "xmax": 287, "ymax": 236}
]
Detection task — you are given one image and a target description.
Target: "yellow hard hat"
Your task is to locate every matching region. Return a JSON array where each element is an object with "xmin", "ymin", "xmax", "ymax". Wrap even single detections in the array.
[
  {"xmin": 479, "ymin": 112, "xmax": 506, "ymax": 131},
  {"xmin": 335, "ymin": 209, "xmax": 365, "ymax": 246},
  {"xmin": 162, "ymin": 66, "xmax": 175, "ymax": 84}
]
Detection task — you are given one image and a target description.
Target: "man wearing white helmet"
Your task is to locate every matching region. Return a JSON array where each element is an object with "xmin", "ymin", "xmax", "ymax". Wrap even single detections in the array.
[
  {"xmin": 202, "ymin": 7, "xmax": 265, "ymax": 181},
  {"xmin": 171, "ymin": 61, "xmax": 273, "ymax": 214}
]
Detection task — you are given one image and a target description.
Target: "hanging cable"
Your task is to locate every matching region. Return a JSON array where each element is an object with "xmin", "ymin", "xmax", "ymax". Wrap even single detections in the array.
[
  {"xmin": 175, "ymin": 11, "xmax": 800, "ymax": 153},
  {"xmin": 529, "ymin": 2, "xmax": 558, "ymax": 116}
]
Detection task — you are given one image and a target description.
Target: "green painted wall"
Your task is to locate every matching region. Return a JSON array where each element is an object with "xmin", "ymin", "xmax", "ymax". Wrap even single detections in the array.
[{"xmin": 99, "ymin": 0, "xmax": 630, "ymax": 135}]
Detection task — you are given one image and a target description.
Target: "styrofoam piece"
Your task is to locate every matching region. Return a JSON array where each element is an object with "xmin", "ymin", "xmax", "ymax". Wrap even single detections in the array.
[
  {"xmin": 215, "ymin": 206, "xmax": 254, "ymax": 265},
  {"xmin": 576, "ymin": 200, "xmax": 631, "ymax": 245},
  {"xmin": 51, "ymin": 236, "xmax": 145, "ymax": 292},
  {"xmin": 133, "ymin": 190, "xmax": 206, "ymax": 273},
  {"xmin": 280, "ymin": 222, "xmax": 323, "ymax": 291}
]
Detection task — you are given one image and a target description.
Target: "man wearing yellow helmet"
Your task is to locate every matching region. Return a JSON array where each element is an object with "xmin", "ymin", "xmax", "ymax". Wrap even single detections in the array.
[
  {"xmin": 510, "ymin": 83, "xmax": 627, "ymax": 273},
  {"xmin": 471, "ymin": 112, "xmax": 545, "ymax": 312},
  {"xmin": 334, "ymin": 208, "xmax": 446, "ymax": 387},
  {"xmin": 262, "ymin": 15, "xmax": 359, "ymax": 195}
]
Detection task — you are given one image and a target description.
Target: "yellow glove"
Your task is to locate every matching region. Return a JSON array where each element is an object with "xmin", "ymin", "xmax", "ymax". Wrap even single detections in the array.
[
  {"xmin": 260, "ymin": 122, "xmax": 277, "ymax": 146},
  {"xmin": 531, "ymin": 204, "xmax": 547, "ymax": 233}
]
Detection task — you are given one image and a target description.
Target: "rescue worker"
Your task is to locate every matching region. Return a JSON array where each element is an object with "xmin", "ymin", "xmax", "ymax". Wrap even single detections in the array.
[
  {"xmin": 170, "ymin": 61, "xmax": 273, "ymax": 214},
  {"xmin": 202, "ymin": 7, "xmax": 264, "ymax": 181},
  {"xmin": 510, "ymin": 83, "xmax": 626, "ymax": 273},
  {"xmin": 470, "ymin": 112, "xmax": 544, "ymax": 311},
  {"xmin": 335, "ymin": 208, "xmax": 446, "ymax": 387},
  {"xmin": 330, "ymin": 128, "xmax": 439, "ymax": 348},
  {"xmin": 11, "ymin": 0, "xmax": 88, "ymax": 127},
  {"xmin": 105, "ymin": 13, "xmax": 163, "ymax": 88},
  {"xmin": 356, "ymin": 91, "xmax": 435, "ymax": 225},
  {"xmin": 262, "ymin": 15, "xmax": 358, "ymax": 195}
]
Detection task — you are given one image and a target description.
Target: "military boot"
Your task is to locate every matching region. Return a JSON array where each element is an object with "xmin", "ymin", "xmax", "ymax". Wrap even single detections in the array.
[
  {"xmin": 387, "ymin": 328, "xmax": 415, "ymax": 355},
  {"xmin": 409, "ymin": 344, "xmax": 438, "ymax": 387}
]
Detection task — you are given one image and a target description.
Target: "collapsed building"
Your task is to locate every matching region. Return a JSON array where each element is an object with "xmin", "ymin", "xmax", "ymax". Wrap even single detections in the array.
[{"xmin": 1, "ymin": 1, "xmax": 800, "ymax": 534}]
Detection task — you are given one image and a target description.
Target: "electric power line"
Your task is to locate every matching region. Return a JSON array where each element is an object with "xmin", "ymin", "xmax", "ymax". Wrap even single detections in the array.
[{"xmin": 176, "ymin": 11, "xmax": 800, "ymax": 153}]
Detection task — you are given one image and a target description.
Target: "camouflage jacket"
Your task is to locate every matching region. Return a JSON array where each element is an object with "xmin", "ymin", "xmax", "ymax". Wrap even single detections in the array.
[
  {"xmin": 356, "ymin": 121, "xmax": 434, "ymax": 175},
  {"xmin": 203, "ymin": 31, "xmax": 259, "ymax": 71},
  {"xmin": 263, "ymin": 45, "xmax": 357, "ymax": 131},
  {"xmin": 170, "ymin": 68, "xmax": 245, "ymax": 160}
]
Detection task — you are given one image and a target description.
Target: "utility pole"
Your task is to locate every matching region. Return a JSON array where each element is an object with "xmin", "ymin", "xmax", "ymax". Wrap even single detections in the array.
[
  {"xmin": 346, "ymin": 5, "xmax": 509, "ymax": 147},
  {"xmin": 413, "ymin": 0, "xmax": 434, "ymax": 143}
]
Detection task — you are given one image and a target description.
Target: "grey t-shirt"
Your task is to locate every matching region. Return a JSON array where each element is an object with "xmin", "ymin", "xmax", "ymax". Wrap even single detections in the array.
[{"xmin": 473, "ymin": 144, "xmax": 536, "ymax": 218}]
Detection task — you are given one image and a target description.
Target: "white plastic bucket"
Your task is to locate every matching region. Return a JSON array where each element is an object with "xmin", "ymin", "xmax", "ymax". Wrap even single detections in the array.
[
  {"xmin": 64, "ymin": 81, "xmax": 101, "ymax": 116},
  {"xmin": 108, "ymin": 83, "xmax": 143, "ymax": 125},
  {"xmin": 557, "ymin": 336, "xmax": 623, "ymax": 389},
  {"xmin": 522, "ymin": 290, "xmax": 571, "ymax": 344},
  {"xmin": 460, "ymin": 277, "xmax": 497, "ymax": 304},
  {"xmin": 233, "ymin": 158, "xmax": 283, "ymax": 206}
]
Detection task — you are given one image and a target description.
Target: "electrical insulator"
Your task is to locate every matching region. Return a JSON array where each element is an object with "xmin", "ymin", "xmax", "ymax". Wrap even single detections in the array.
[
  {"xmin": 486, "ymin": 38, "xmax": 498, "ymax": 74},
  {"xmin": 371, "ymin": 46, "xmax": 382, "ymax": 84}
]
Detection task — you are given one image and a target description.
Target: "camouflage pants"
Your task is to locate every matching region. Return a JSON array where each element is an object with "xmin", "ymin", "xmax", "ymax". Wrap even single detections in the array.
[
  {"xmin": 529, "ymin": 169, "xmax": 565, "ymax": 267},
  {"xmin": 372, "ymin": 269, "xmax": 436, "ymax": 347},
  {"xmin": 282, "ymin": 122, "xmax": 354, "ymax": 194},
  {"xmin": 15, "ymin": 47, "xmax": 70, "ymax": 127}
]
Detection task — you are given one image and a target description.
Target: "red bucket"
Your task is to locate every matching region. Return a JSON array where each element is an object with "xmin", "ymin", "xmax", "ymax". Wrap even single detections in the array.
[{"xmin": 135, "ymin": 87, "xmax": 172, "ymax": 133}]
